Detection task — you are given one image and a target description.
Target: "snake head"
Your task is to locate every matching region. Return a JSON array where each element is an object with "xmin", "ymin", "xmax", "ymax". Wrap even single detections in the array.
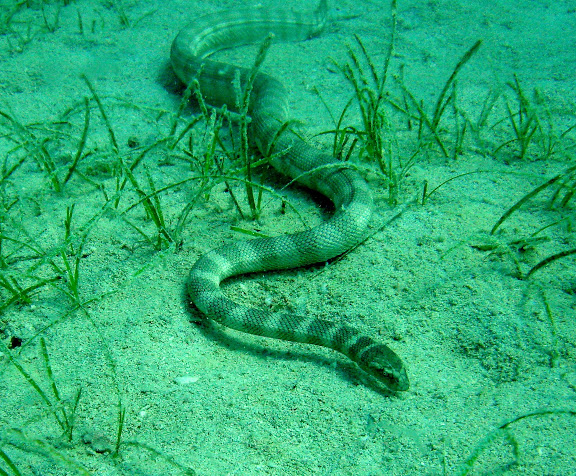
[{"xmin": 357, "ymin": 344, "xmax": 410, "ymax": 392}]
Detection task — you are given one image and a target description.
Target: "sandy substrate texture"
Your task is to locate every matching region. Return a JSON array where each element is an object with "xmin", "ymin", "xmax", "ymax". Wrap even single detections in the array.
[{"xmin": 0, "ymin": 0, "xmax": 575, "ymax": 474}]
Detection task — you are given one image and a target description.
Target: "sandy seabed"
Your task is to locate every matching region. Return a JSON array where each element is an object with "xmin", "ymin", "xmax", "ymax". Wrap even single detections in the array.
[{"xmin": 0, "ymin": 0, "xmax": 575, "ymax": 474}]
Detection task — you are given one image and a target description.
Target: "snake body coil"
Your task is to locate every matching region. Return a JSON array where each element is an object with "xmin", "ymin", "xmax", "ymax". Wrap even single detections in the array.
[{"xmin": 171, "ymin": 0, "xmax": 409, "ymax": 392}]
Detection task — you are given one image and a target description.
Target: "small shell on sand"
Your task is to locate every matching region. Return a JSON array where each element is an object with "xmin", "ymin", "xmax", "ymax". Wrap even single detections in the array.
[{"xmin": 174, "ymin": 375, "xmax": 200, "ymax": 385}]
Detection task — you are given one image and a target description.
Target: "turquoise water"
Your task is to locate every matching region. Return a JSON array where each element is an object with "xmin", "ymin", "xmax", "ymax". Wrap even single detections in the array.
[{"xmin": 0, "ymin": 0, "xmax": 574, "ymax": 474}]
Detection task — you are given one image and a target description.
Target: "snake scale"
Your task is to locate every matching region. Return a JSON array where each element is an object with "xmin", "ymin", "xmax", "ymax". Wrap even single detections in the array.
[{"xmin": 171, "ymin": 0, "xmax": 409, "ymax": 391}]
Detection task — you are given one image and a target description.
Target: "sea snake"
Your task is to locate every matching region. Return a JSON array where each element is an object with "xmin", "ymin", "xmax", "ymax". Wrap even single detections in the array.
[{"xmin": 171, "ymin": 0, "xmax": 409, "ymax": 392}]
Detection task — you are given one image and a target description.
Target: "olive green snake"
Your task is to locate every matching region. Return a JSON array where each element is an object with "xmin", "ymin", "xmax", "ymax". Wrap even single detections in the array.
[{"xmin": 170, "ymin": 0, "xmax": 409, "ymax": 391}]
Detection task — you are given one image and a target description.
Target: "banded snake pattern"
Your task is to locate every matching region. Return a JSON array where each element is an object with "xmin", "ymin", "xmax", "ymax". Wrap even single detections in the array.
[{"xmin": 171, "ymin": 0, "xmax": 409, "ymax": 392}]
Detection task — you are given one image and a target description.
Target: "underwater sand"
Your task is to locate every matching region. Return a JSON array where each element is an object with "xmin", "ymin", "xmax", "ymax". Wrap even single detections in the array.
[{"xmin": 0, "ymin": 0, "xmax": 575, "ymax": 474}]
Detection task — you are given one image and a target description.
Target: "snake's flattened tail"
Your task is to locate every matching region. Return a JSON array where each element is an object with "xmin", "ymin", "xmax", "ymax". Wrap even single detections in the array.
[
  {"xmin": 315, "ymin": 0, "xmax": 328, "ymax": 17},
  {"xmin": 312, "ymin": 0, "xmax": 330, "ymax": 37}
]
